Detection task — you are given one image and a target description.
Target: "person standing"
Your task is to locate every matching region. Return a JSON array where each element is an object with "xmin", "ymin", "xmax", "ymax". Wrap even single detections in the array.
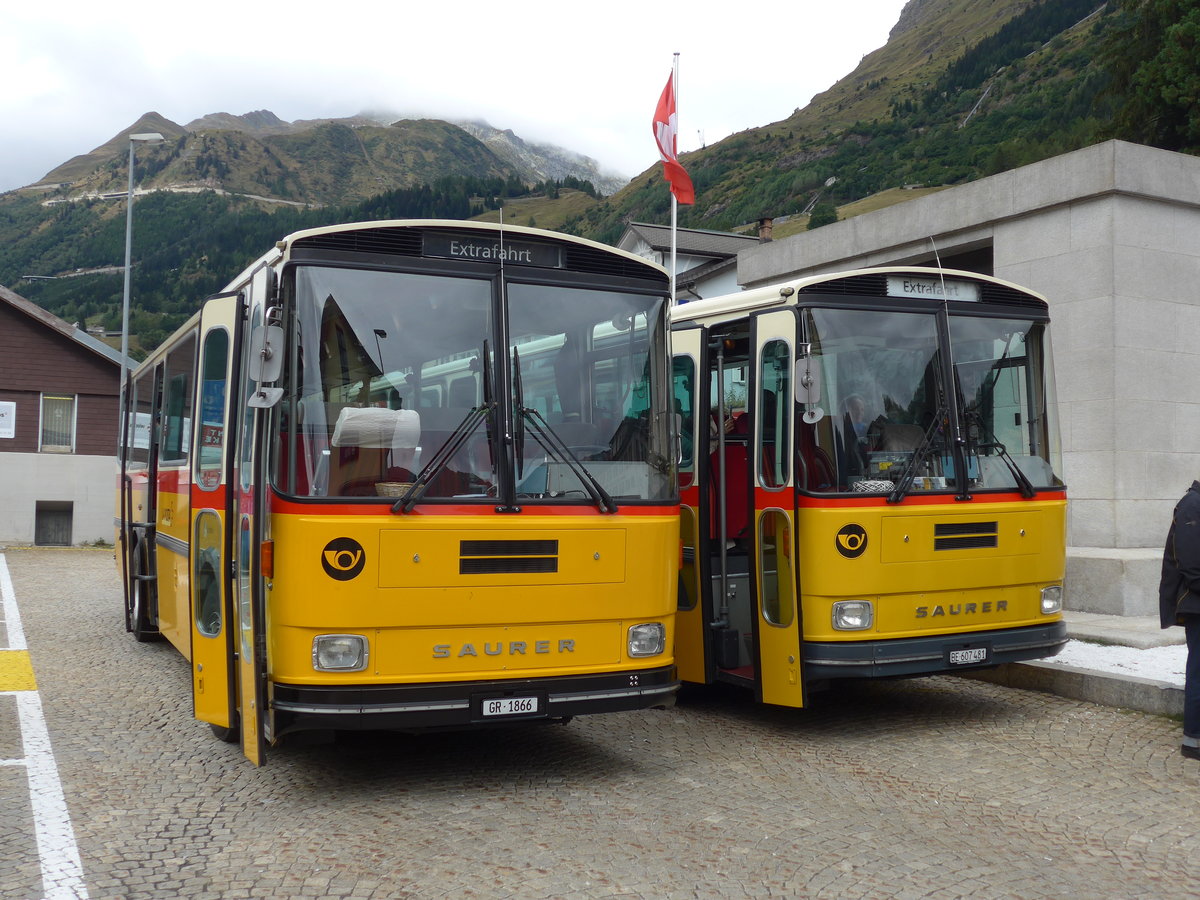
[{"xmin": 1159, "ymin": 480, "xmax": 1200, "ymax": 761}]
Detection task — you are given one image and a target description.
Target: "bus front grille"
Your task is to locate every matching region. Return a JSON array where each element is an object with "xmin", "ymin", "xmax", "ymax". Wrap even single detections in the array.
[
  {"xmin": 934, "ymin": 521, "xmax": 998, "ymax": 551},
  {"xmin": 459, "ymin": 539, "xmax": 559, "ymax": 575}
]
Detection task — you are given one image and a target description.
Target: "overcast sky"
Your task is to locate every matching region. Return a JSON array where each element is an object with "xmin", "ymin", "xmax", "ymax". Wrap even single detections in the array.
[{"xmin": 0, "ymin": 0, "xmax": 909, "ymax": 195}]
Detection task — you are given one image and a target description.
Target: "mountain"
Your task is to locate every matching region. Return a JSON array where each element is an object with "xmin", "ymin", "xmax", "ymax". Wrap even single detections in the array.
[
  {"xmin": 454, "ymin": 121, "xmax": 627, "ymax": 197},
  {"xmin": 571, "ymin": 0, "xmax": 1120, "ymax": 242},
  {"xmin": 29, "ymin": 111, "xmax": 619, "ymax": 207},
  {"xmin": 2, "ymin": 0, "xmax": 1192, "ymax": 357},
  {"xmin": 36, "ymin": 112, "xmax": 190, "ymax": 188}
]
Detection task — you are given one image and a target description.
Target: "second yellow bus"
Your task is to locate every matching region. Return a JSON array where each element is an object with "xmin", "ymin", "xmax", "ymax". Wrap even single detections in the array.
[{"xmin": 670, "ymin": 266, "xmax": 1066, "ymax": 706}]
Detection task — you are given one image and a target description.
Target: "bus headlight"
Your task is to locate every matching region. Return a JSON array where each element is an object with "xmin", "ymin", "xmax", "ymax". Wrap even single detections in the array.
[
  {"xmin": 832, "ymin": 600, "xmax": 873, "ymax": 631},
  {"xmin": 628, "ymin": 623, "xmax": 666, "ymax": 657},
  {"xmin": 1040, "ymin": 585, "xmax": 1063, "ymax": 615},
  {"xmin": 312, "ymin": 634, "xmax": 369, "ymax": 671}
]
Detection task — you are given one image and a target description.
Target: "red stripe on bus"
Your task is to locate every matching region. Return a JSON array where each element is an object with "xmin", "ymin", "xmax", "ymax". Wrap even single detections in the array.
[
  {"xmin": 790, "ymin": 489, "xmax": 1066, "ymax": 508},
  {"xmin": 269, "ymin": 496, "xmax": 678, "ymax": 517}
]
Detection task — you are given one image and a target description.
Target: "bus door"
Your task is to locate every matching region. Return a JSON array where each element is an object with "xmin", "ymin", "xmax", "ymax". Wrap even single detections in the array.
[
  {"xmin": 189, "ymin": 294, "xmax": 242, "ymax": 741},
  {"xmin": 750, "ymin": 310, "xmax": 804, "ymax": 707},
  {"xmin": 123, "ymin": 364, "xmax": 163, "ymax": 641},
  {"xmin": 671, "ymin": 331, "xmax": 707, "ymax": 684},
  {"xmin": 234, "ymin": 282, "xmax": 277, "ymax": 766},
  {"xmin": 704, "ymin": 322, "xmax": 754, "ymax": 684},
  {"xmin": 118, "ymin": 370, "xmax": 137, "ymax": 630}
]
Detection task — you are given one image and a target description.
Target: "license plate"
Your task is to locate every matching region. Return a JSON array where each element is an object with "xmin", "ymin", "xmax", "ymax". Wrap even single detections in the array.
[
  {"xmin": 949, "ymin": 647, "xmax": 989, "ymax": 665},
  {"xmin": 481, "ymin": 696, "xmax": 539, "ymax": 717}
]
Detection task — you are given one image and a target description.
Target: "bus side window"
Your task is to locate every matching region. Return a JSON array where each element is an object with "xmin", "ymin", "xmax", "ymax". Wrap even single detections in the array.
[
  {"xmin": 673, "ymin": 356, "xmax": 696, "ymax": 489},
  {"xmin": 196, "ymin": 329, "xmax": 229, "ymax": 492},
  {"xmin": 193, "ymin": 510, "xmax": 223, "ymax": 636},
  {"xmin": 161, "ymin": 333, "xmax": 197, "ymax": 465},
  {"xmin": 759, "ymin": 339, "xmax": 790, "ymax": 489},
  {"xmin": 129, "ymin": 372, "xmax": 155, "ymax": 469}
]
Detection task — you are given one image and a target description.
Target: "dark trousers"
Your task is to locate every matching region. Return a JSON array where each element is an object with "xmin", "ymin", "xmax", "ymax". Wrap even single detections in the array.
[{"xmin": 1187, "ymin": 617, "xmax": 1200, "ymax": 739}]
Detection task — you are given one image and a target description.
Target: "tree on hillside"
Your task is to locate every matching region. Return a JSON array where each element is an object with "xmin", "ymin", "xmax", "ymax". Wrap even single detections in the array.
[
  {"xmin": 807, "ymin": 202, "xmax": 838, "ymax": 230},
  {"xmin": 1101, "ymin": 0, "xmax": 1200, "ymax": 151}
]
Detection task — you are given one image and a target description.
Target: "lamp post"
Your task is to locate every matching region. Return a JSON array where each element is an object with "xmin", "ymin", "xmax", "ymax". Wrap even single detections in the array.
[{"xmin": 118, "ymin": 132, "xmax": 163, "ymax": 452}]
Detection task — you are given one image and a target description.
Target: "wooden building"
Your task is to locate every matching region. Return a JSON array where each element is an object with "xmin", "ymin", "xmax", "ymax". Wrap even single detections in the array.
[{"xmin": 0, "ymin": 284, "xmax": 128, "ymax": 545}]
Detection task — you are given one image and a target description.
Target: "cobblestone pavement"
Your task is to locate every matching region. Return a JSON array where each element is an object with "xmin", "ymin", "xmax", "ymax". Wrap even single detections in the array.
[{"xmin": 3, "ymin": 547, "xmax": 1199, "ymax": 900}]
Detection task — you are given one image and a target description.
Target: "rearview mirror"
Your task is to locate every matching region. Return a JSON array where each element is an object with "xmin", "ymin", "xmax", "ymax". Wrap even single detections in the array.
[
  {"xmin": 248, "ymin": 324, "xmax": 284, "ymax": 384},
  {"xmin": 795, "ymin": 347, "xmax": 822, "ymax": 405}
]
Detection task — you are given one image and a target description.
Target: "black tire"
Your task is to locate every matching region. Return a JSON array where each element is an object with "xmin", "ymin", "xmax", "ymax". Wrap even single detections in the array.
[
  {"xmin": 210, "ymin": 721, "xmax": 241, "ymax": 743},
  {"xmin": 129, "ymin": 541, "xmax": 161, "ymax": 643}
]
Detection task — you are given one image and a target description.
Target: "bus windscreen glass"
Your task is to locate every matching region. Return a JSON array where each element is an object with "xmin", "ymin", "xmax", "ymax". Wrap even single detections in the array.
[
  {"xmin": 283, "ymin": 265, "xmax": 672, "ymax": 502},
  {"xmin": 798, "ymin": 307, "xmax": 1062, "ymax": 495}
]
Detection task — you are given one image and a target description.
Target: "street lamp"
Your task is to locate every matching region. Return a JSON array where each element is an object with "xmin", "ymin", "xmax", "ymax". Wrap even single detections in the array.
[{"xmin": 118, "ymin": 131, "xmax": 163, "ymax": 452}]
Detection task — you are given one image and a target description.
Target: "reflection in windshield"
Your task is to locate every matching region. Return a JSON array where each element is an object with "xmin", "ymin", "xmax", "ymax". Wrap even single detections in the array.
[
  {"xmin": 277, "ymin": 266, "xmax": 673, "ymax": 503},
  {"xmin": 797, "ymin": 307, "xmax": 1062, "ymax": 496}
]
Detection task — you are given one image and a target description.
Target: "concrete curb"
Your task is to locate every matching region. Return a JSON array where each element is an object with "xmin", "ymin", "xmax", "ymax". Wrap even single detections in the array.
[{"xmin": 961, "ymin": 661, "xmax": 1184, "ymax": 719}]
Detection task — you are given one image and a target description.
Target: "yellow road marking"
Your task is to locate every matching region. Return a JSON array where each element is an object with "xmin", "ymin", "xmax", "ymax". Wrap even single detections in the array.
[{"xmin": 0, "ymin": 649, "xmax": 37, "ymax": 691}]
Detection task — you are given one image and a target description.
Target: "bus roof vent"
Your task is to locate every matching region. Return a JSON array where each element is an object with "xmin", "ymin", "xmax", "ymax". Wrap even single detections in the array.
[
  {"xmin": 564, "ymin": 244, "xmax": 663, "ymax": 280},
  {"xmin": 292, "ymin": 228, "xmax": 423, "ymax": 258}
]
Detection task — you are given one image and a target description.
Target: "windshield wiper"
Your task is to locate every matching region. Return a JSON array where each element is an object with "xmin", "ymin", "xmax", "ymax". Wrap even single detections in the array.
[
  {"xmin": 965, "ymin": 411, "xmax": 1037, "ymax": 499},
  {"xmin": 521, "ymin": 407, "xmax": 618, "ymax": 514},
  {"xmin": 887, "ymin": 405, "xmax": 948, "ymax": 505},
  {"xmin": 512, "ymin": 347, "xmax": 525, "ymax": 480},
  {"xmin": 392, "ymin": 404, "xmax": 492, "ymax": 514}
]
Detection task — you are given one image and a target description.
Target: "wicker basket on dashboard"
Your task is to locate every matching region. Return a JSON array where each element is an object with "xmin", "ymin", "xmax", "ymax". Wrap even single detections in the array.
[{"xmin": 375, "ymin": 482, "xmax": 414, "ymax": 498}]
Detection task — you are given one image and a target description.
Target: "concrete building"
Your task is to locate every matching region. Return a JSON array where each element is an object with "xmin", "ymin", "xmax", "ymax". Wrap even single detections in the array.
[
  {"xmin": 737, "ymin": 140, "xmax": 1200, "ymax": 617},
  {"xmin": 0, "ymin": 285, "xmax": 127, "ymax": 546},
  {"xmin": 617, "ymin": 222, "xmax": 764, "ymax": 302}
]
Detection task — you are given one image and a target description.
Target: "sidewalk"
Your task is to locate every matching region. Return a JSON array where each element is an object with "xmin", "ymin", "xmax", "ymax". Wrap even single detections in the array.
[{"xmin": 963, "ymin": 610, "xmax": 1187, "ymax": 719}]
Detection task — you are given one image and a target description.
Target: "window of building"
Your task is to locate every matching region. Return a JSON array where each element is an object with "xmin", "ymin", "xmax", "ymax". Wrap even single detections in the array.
[{"xmin": 40, "ymin": 394, "xmax": 76, "ymax": 453}]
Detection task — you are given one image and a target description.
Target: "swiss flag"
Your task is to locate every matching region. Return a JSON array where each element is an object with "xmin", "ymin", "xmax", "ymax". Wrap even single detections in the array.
[{"xmin": 652, "ymin": 72, "xmax": 695, "ymax": 205}]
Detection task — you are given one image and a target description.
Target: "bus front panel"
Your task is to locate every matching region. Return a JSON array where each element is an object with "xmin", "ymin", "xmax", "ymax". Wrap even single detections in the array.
[{"xmin": 261, "ymin": 507, "xmax": 678, "ymax": 732}]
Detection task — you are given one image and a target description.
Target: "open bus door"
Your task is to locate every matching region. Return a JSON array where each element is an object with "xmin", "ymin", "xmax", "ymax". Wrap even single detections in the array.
[
  {"xmin": 189, "ymin": 294, "xmax": 244, "ymax": 747},
  {"xmin": 749, "ymin": 310, "xmax": 804, "ymax": 707},
  {"xmin": 234, "ymin": 281, "xmax": 279, "ymax": 766},
  {"xmin": 122, "ymin": 364, "xmax": 162, "ymax": 642},
  {"xmin": 671, "ymin": 331, "xmax": 707, "ymax": 685},
  {"xmin": 118, "ymin": 369, "xmax": 136, "ymax": 630}
]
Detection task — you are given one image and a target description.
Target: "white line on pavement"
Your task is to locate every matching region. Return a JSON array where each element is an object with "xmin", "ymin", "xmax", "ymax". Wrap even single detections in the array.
[
  {"xmin": 1, "ymin": 551, "xmax": 28, "ymax": 650},
  {"xmin": 1, "ymin": 554, "xmax": 90, "ymax": 900}
]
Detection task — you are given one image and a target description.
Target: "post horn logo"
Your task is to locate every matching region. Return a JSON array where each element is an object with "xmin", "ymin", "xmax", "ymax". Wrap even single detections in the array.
[
  {"xmin": 835, "ymin": 524, "xmax": 868, "ymax": 559},
  {"xmin": 322, "ymin": 537, "xmax": 366, "ymax": 580}
]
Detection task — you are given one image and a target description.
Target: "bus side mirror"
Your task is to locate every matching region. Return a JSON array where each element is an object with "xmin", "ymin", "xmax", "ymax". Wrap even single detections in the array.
[
  {"xmin": 795, "ymin": 348, "xmax": 822, "ymax": 405},
  {"xmin": 795, "ymin": 346, "xmax": 825, "ymax": 424},
  {"xmin": 249, "ymin": 324, "xmax": 284, "ymax": 384}
]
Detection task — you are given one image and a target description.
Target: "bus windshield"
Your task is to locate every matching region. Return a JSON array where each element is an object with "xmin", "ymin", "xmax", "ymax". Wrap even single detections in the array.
[
  {"xmin": 799, "ymin": 306, "xmax": 1063, "ymax": 495},
  {"xmin": 281, "ymin": 265, "xmax": 673, "ymax": 503}
]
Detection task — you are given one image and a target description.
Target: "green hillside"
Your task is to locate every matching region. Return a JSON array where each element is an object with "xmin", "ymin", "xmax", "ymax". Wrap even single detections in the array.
[
  {"xmin": 570, "ymin": 0, "xmax": 1122, "ymax": 243},
  {"xmin": 2, "ymin": 0, "xmax": 1195, "ymax": 357}
]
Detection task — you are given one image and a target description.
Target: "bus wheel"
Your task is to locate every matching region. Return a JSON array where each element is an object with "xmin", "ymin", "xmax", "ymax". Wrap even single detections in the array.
[
  {"xmin": 210, "ymin": 722, "xmax": 240, "ymax": 743},
  {"xmin": 129, "ymin": 542, "xmax": 161, "ymax": 643}
]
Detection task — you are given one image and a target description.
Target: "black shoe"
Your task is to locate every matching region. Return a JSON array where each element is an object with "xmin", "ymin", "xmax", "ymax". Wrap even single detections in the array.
[{"xmin": 1182, "ymin": 744, "xmax": 1200, "ymax": 761}]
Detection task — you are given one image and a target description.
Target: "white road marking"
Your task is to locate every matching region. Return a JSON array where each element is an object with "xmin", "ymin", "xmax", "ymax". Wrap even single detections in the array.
[{"xmin": 1, "ymin": 554, "xmax": 89, "ymax": 900}]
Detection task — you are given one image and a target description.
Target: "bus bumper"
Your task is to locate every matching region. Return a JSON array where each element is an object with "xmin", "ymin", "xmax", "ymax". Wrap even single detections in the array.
[
  {"xmin": 270, "ymin": 665, "xmax": 678, "ymax": 736},
  {"xmin": 802, "ymin": 621, "xmax": 1067, "ymax": 681}
]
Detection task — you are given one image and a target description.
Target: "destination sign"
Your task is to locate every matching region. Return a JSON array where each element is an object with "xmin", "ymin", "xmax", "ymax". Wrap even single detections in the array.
[
  {"xmin": 424, "ymin": 233, "xmax": 563, "ymax": 268},
  {"xmin": 886, "ymin": 275, "xmax": 980, "ymax": 303}
]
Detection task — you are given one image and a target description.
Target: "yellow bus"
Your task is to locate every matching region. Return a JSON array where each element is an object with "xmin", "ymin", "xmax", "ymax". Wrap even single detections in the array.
[
  {"xmin": 116, "ymin": 219, "xmax": 679, "ymax": 765},
  {"xmin": 670, "ymin": 267, "xmax": 1066, "ymax": 706}
]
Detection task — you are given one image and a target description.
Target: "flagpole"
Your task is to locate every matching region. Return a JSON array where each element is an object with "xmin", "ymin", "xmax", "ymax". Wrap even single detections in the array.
[{"xmin": 670, "ymin": 52, "xmax": 680, "ymax": 306}]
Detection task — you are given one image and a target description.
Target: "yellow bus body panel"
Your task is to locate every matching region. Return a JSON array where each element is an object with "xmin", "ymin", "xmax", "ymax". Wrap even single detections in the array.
[
  {"xmin": 155, "ymin": 482, "xmax": 192, "ymax": 657},
  {"xmin": 797, "ymin": 497, "xmax": 1066, "ymax": 642},
  {"xmin": 189, "ymin": 505, "xmax": 231, "ymax": 727},
  {"xmin": 378, "ymin": 527, "xmax": 627, "ymax": 589},
  {"xmin": 266, "ymin": 510, "xmax": 678, "ymax": 686}
]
